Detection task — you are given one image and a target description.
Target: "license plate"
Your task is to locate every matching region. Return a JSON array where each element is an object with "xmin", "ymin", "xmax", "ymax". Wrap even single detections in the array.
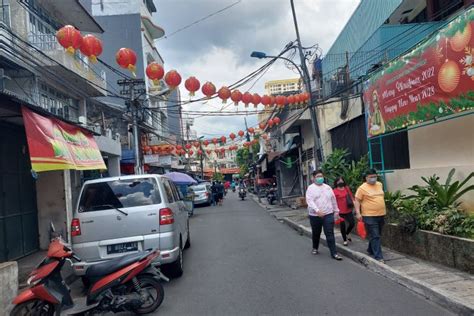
[{"xmin": 107, "ymin": 242, "xmax": 138, "ymax": 254}]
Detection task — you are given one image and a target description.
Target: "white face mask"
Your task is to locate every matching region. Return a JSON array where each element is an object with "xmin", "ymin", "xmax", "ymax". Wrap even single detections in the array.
[{"xmin": 367, "ymin": 177, "xmax": 377, "ymax": 185}]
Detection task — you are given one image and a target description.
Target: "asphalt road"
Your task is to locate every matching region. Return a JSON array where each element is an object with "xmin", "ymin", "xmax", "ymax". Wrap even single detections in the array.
[{"xmin": 158, "ymin": 192, "xmax": 452, "ymax": 316}]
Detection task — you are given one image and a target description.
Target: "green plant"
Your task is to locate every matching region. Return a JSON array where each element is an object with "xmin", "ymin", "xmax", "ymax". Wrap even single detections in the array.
[
  {"xmin": 212, "ymin": 172, "xmax": 224, "ymax": 182},
  {"xmin": 321, "ymin": 148, "xmax": 349, "ymax": 185}
]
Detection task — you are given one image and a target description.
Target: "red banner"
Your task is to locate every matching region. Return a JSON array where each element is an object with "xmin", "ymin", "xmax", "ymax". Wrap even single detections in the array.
[
  {"xmin": 364, "ymin": 8, "xmax": 474, "ymax": 137},
  {"xmin": 22, "ymin": 107, "xmax": 106, "ymax": 172}
]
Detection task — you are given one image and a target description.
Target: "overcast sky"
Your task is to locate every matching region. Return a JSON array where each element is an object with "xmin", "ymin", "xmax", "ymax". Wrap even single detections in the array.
[{"xmin": 154, "ymin": 0, "xmax": 360, "ymax": 137}]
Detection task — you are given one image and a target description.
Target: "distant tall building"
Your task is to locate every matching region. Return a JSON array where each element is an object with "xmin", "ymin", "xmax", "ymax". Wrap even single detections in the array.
[{"xmin": 264, "ymin": 78, "xmax": 301, "ymax": 96}]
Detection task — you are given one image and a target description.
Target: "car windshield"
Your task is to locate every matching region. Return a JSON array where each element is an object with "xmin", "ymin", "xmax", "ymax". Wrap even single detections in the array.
[
  {"xmin": 191, "ymin": 185, "xmax": 207, "ymax": 192},
  {"xmin": 79, "ymin": 178, "xmax": 161, "ymax": 212}
]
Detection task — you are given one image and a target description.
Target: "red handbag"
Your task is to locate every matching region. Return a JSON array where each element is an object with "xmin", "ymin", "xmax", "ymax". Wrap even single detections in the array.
[
  {"xmin": 335, "ymin": 217, "xmax": 345, "ymax": 225},
  {"xmin": 357, "ymin": 220, "xmax": 367, "ymax": 239}
]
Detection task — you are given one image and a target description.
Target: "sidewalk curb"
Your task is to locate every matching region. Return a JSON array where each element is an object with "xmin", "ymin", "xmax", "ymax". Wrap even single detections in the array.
[{"xmin": 282, "ymin": 216, "xmax": 473, "ymax": 316}]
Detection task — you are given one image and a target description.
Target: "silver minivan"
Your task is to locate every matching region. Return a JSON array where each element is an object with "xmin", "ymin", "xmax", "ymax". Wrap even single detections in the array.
[{"xmin": 71, "ymin": 174, "xmax": 190, "ymax": 279}]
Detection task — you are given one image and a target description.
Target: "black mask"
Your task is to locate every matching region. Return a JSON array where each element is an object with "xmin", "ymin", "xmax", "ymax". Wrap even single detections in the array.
[{"xmin": 337, "ymin": 182, "xmax": 345, "ymax": 188}]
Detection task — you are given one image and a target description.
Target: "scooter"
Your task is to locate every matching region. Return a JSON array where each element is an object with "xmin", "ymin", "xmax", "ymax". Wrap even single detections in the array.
[
  {"xmin": 239, "ymin": 187, "xmax": 246, "ymax": 200},
  {"xmin": 266, "ymin": 188, "xmax": 277, "ymax": 205},
  {"xmin": 11, "ymin": 236, "xmax": 167, "ymax": 315}
]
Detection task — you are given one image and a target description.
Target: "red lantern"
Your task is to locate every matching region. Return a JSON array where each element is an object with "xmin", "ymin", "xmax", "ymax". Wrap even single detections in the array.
[
  {"xmin": 142, "ymin": 145, "xmax": 151, "ymax": 153},
  {"xmin": 251, "ymin": 93, "xmax": 261, "ymax": 108},
  {"xmin": 197, "ymin": 149, "xmax": 203, "ymax": 156},
  {"xmin": 244, "ymin": 141, "xmax": 251, "ymax": 148},
  {"xmin": 275, "ymin": 95, "xmax": 287, "ymax": 108},
  {"xmin": 202, "ymin": 82, "xmax": 216, "ymax": 98},
  {"xmin": 185, "ymin": 143, "xmax": 192, "ymax": 150},
  {"xmin": 238, "ymin": 130, "xmax": 245, "ymax": 138},
  {"xmin": 80, "ymin": 34, "xmax": 102, "ymax": 62},
  {"xmin": 206, "ymin": 150, "xmax": 212, "ymax": 155},
  {"xmin": 248, "ymin": 127, "xmax": 255, "ymax": 134},
  {"xmin": 242, "ymin": 92, "xmax": 252, "ymax": 108},
  {"xmin": 168, "ymin": 145, "xmax": 175, "ymax": 152},
  {"xmin": 203, "ymin": 140, "xmax": 209, "ymax": 147},
  {"xmin": 229, "ymin": 132, "xmax": 236, "ymax": 140},
  {"xmin": 184, "ymin": 76, "xmax": 200, "ymax": 97},
  {"xmin": 302, "ymin": 92, "xmax": 310, "ymax": 103},
  {"xmin": 231, "ymin": 90, "xmax": 242, "ymax": 106},
  {"xmin": 188, "ymin": 150, "xmax": 194, "ymax": 156},
  {"xmin": 177, "ymin": 150, "xmax": 183, "ymax": 156},
  {"xmin": 270, "ymin": 96, "xmax": 276, "ymax": 107},
  {"xmin": 151, "ymin": 145, "xmax": 159, "ymax": 154},
  {"xmin": 259, "ymin": 122, "xmax": 266, "ymax": 130},
  {"xmin": 220, "ymin": 148, "xmax": 225, "ymax": 154},
  {"xmin": 218, "ymin": 86, "xmax": 231, "ymax": 103},
  {"xmin": 116, "ymin": 48, "xmax": 137, "ymax": 74},
  {"xmin": 56, "ymin": 25, "xmax": 82, "ymax": 54},
  {"xmin": 220, "ymin": 136, "xmax": 227, "ymax": 144},
  {"xmin": 212, "ymin": 138, "xmax": 218, "ymax": 145},
  {"xmin": 193, "ymin": 141, "xmax": 200, "ymax": 148},
  {"xmin": 176, "ymin": 145, "xmax": 183, "ymax": 151},
  {"xmin": 146, "ymin": 62, "xmax": 165, "ymax": 85},
  {"xmin": 252, "ymin": 139, "xmax": 258, "ymax": 145},
  {"xmin": 165, "ymin": 70, "xmax": 182, "ymax": 89},
  {"xmin": 273, "ymin": 117, "xmax": 281, "ymax": 125},
  {"xmin": 261, "ymin": 95, "xmax": 271, "ymax": 107},
  {"xmin": 287, "ymin": 95, "xmax": 295, "ymax": 105},
  {"xmin": 268, "ymin": 119, "xmax": 274, "ymax": 127}
]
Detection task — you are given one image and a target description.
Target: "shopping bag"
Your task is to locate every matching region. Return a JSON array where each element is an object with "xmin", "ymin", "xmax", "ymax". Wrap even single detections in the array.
[
  {"xmin": 335, "ymin": 217, "xmax": 345, "ymax": 225},
  {"xmin": 357, "ymin": 220, "xmax": 367, "ymax": 239}
]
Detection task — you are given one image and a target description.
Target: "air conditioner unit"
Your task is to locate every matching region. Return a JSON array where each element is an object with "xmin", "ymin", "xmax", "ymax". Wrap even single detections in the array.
[{"xmin": 78, "ymin": 116, "xmax": 87, "ymax": 125}]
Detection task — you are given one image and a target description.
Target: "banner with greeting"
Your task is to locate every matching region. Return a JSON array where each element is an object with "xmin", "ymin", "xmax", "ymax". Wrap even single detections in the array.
[
  {"xmin": 22, "ymin": 107, "xmax": 106, "ymax": 172},
  {"xmin": 364, "ymin": 7, "xmax": 474, "ymax": 138}
]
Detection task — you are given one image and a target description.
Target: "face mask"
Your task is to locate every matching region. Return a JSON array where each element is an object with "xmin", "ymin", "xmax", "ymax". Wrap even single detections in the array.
[
  {"xmin": 337, "ymin": 182, "xmax": 345, "ymax": 188},
  {"xmin": 367, "ymin": 177, "xmax": 377, "ymax": 185},
  {"xmin": 315, "ymin": 177, "xmax": 324, "ymax": 185}
]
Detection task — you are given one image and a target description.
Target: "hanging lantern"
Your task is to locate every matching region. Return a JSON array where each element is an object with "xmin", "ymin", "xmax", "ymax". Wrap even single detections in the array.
[
  {"xmin": 146, "ymin": 62, "xmax": 165, "ymax": 85},
  {"xmin": 273, "ymin": 117, "xmax": 281, "ymax": 125},
  {"xmin": 248, "ymin": 127, "xmax": 255, "ymax": 134},
  {"xmin": 252, "ymin": 139, "xmax": 259, "ymax": 145},
  {"xmin": 244, "ymin": 141, "xmax": 251, "ymax": 148},
  {"xmin": 220, "ymin": 148, "xmax": 225, "ymax": 154},
  {"xmin": 261, "ymin": 95, "xmax": 271, "ymax": 107},
  {"xmin": 294, "ymin": 94, "xmax": 302, "ymax": 105},
  {"xmin": 80, "ymin": 34, "xmax": 102, "ymax": 63},
  {"xmin": 212, "ymin": 138, "xmax": 218, "ymax": 145},
  {"xmin": 168, "ymin": 145, "xmax": 175, "ymax": 152},
  {"xmin": 202, "ymin": 82, "xmax": 216, "ymax": 98},
  {"xmin": 242, "ymin": 92, "xmax": 252, "ymax": 108},
  {"xmin": 188, "ymin": 150, "xmax": 194, "ymax": 156},
  {"xmin": 220, "ymin": 136, "xmax": 227, "ymax": 144},
  {"xmin": 218, "ymin": 86, "xmax": 231, "ymax": 103},
  {"xmin": 251, "ymin": 93, "xmax": 261, "ymax": 108},
  {"xmin": 206, "ymin": 150, "xmax": 212, "ymax": 155},
  {"xmin": 116, "ymin": 48, "xmax": 137, "ymax": 74},
  {"xmin": 151, "ymin": 145, "xmax": 160, "ymax": 154},
  {"xmin": 184, "ymin": 76, "xmax": 200, "ymax": 97},
  {"xmin": 231, "ymin": 90, "xmax": 242, "ymax": 106},
  {"xmin": 214, "ymin": 148, "xmax": 220, "ymax": 154},
  {"xmin": 229, "ymin": 132, "xmax": 236, "ymax": 140},
  {"xmin": 262, "ymin": 134, "xmax": 268, "ymax": 140},
  {"xmin": 176, "ymin": 144, "xmax": 183, "ymax": 151},
  {"xmin": 142, "ymin": 145, "xmax": 151, "ymax": 153},
  {"xmin": 303, "ymin": 92, "xmax": 310, "ymax": 103},
  {"xmin": 197, "ymin": 149, "xmax": 203, "ymax": 156},
  {"xmin": 56, "ymin": 25, "xmax": 82, "ymax": 54},
  {"xmin": 268, "ymin": 119, "xmax": 274, "ymax": 127},
  {"xmin": 177, "ymin": 150, "xmax": 183, "ymax": 156},
  {"xmin": 203, "ymin": 140, "xmax": 209, "ymax": 147},
  {"xmin": 259, "ymin": 122, "xmax": 266, "ymax": 130},
  {"xmin": 185, "ymin": 143, "xmax": 192, "ymax": 150},
  {"xmin": 193, "ymin": 141, "xmax": 200, "ymax": 148},
  {"xmin": 165, "ymin": 70, "xmax": 182, "ymax": 89},
  {"xmin": 287, "ymin": 94, "xmax": 296, "ymax": 105},
  {"xmin": 270, "ymin": 96, "xmax": 276, "ymax": 107},
  {"xmin": 275, "ymin": 95, "xmax": 287, "ymax": 108},
  {"xmin": 238, "ymin": 130, "xmax": 245, "ymax": 138}
]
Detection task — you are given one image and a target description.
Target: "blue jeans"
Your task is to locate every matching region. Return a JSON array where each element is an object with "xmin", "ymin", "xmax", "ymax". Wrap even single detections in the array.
[
  {"xmin": 309, "ymin": 213, "xmax": 337, "ymax": 257},
  {"xmin": 363, "ymin": 216, "xmax": 385, "ymax": 260}
]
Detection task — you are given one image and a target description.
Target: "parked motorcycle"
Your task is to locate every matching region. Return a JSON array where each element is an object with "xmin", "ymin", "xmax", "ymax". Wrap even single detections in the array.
[
  {"xmin": 11, "ymin": 236, "xmax": 167, "ymax": 315},
  {"xmin": 239, "ymin": 187, "xmax": 246, "ymax": 200},
  {"xmin": 266, "ymin": 188, "xmax": 277, "ymax": 205}
]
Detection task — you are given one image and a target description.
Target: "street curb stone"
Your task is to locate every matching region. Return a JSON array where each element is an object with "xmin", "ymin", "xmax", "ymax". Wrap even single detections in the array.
[{"xmin": 281, "ymin": 216, "xmax": 473, "ymax": 316}]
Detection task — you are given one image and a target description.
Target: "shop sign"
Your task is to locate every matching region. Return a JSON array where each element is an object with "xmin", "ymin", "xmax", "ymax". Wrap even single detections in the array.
[
  {"xmin": 144, "ymin": 154, "xmax": 160, "ymax": 164},
  {"xmin": 22, "ymin": 107, "xmax": 106, "ymax": 172},
  {"xmin": 364, "ymin": 8, "xmax": 474, "ymax": 137}
]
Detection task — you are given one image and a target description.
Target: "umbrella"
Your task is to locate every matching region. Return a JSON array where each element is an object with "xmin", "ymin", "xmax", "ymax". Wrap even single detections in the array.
[{"xmin": 164, "ymin": 172, "xmax": 197, "ymax": 185}]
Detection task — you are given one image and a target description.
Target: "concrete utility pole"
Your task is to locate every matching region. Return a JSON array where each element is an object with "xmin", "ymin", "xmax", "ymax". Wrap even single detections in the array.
[
  {"xmin": 118, "ymin": 78, "xmax": 146, "ymax": 175},
  {"xmin": 290, "ymin": 0, "xmax": 324, "ymax": 170}
]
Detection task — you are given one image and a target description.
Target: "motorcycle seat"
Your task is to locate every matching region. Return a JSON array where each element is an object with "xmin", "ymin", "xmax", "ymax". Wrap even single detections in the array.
[{"xmin": 85, "ymin": 251, "xmax": 149, "ymax": 278}]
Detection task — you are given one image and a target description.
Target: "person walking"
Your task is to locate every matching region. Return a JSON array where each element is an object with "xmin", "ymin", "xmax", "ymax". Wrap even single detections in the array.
[
  {"xmin": 333, "ymin": 177, "xmax": 355, "ymax": 246},
  {"xmin": 211, "ymin": 181, "xmax": 218, "ymax": 206},
  {"xmin": 305, "ymin": 170, "xmax": 342, "ymax": 260},
  {"xmin": 355, "ymin": 169, "xmax": 386, "ymax": 263},
  {"xmin": 217, "ymin": 181, "xmax": 225, "ymax": 206}
]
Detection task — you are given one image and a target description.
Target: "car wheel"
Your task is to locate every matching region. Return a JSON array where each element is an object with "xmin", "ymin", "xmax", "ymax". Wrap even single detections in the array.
[
  {"xmin": 184, "ymin": 228, "xmax": 191, "ymax": 249},
  {"xmin": 166, "ymin": 241, "xmax": 183, "ymax": 278}
]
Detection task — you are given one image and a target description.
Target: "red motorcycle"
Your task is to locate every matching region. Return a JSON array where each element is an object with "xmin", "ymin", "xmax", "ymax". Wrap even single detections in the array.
[{"xmin": 11, "ymin": 238, "xmax": 166, "ymax": 315}]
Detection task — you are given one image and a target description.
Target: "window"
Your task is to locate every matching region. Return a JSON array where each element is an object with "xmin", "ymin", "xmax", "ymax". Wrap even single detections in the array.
[
  {"xmin": 78, "ymin": 178, "xmax": 161, "ymax": 211},
  {"xmin": 162, "ymin": 180, "xmax": 175, "ymax": 203},
  {"xmin": 169, "ymin": 182, "xmax": 181, "ymax": 201},
  {"xmin": 39, "ymin": 83, "xmax": 79, "ymax": 121},
  {"xmin": 0, "ymin": 0, "xmax": 10, "ymax": 26}
]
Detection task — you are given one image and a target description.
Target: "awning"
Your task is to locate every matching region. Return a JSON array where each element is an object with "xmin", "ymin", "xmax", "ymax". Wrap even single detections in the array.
[
  {"xmin": 267, "ymin": 151, "xmax": 284, "ymax": 163},
  {"xmin": 22, "ymin": 106, "xmax": 106, "ymax": 172}
]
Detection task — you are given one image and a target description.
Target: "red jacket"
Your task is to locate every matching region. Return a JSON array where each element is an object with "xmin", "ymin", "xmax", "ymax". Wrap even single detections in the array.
[{"xmin": 333, "ymin": 186, "xmax": 354, "ymax": 214}]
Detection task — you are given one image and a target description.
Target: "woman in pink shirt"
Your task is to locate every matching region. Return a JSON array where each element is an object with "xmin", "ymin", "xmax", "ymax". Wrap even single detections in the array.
[{"xmin": 333, "ymin": 177, "xmax": 355, "ymax": 246}]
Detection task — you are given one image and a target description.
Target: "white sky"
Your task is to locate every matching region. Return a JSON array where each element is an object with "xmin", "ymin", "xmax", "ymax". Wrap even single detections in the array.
[{"xmin": 154, "ymin": 0, "xmax": 360, "ymax": 137}]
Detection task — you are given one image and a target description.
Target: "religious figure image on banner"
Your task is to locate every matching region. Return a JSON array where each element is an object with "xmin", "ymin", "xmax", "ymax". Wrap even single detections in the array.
[{"xmin": 368, "ymin": 90, "xmax": 386, "ymax": 136}]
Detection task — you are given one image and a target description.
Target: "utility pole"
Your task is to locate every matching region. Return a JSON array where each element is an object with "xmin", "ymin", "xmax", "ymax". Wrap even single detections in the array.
[
  {"xmin": 118, "ymin": 78, "xmax": 146, "ymax": 175},
  {"xmin": 290, "ymin": 0, "xmax": 324, "ymax": 170}
]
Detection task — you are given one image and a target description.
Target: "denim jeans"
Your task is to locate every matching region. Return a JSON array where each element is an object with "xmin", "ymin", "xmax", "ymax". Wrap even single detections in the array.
[
  {"xmin": 363, "ymin": 216, "xmax": 385, "ymax": 260},
  {"xmin": 309, "ymin": 213, "xmax": 337, "ymax": 257}
]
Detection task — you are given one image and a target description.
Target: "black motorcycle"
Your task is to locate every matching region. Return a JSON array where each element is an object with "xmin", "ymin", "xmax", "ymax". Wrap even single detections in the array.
[
  {"xmin": 266, "ymin": 188, "xmax": 277, "ymax": 205},
  {"xmin": 239, "ymin": 187, "xmax": 246, "ymax": 200}
]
